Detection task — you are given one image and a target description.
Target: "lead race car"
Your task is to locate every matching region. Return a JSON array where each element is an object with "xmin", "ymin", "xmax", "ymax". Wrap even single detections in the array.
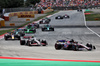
[
  {"xmin": 20, "ymin": 34, "xmax": 48, "ymax": 46},
  {"xmin": 77, "ymin": 7, "xmax": 82, "ymax": 12},
  {"xmin": 55, "ymin": 39, "xmax": 96, "ymax": 51},
  {"xmin": 55, "ymin": 15, "xmax": 63, "ymax": 19},
  {"xmin": 63, "ymin": 14, "xmax": 70, "ymax": 18},
  {"xmin": 39, "ymin": 18, "xmax": 51, "ymax": 24},
  {"xmin": 41, "ymin": 24, "xmax": 54, "ymax": 31}
]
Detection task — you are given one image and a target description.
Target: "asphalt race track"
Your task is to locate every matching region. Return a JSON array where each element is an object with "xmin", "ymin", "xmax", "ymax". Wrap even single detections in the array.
[{"xmin": 0, "ymin": 10, "xmax": 100, "ymax": 61}]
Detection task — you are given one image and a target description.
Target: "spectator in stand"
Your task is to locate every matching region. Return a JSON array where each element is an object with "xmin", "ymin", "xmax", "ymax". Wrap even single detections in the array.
[{"xmin": 39, "ymin": 0, "xmax": 99, "ymax": 9}]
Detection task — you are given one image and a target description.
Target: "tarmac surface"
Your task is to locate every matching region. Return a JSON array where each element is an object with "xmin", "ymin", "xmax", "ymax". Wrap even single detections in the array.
[{"xmin": 0, "ymin": 10, "xmax": 100, "ymax": 61}]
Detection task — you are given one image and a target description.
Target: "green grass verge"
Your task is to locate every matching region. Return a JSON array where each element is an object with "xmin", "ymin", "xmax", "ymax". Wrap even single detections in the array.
[
  {"xmin": 84, "ymin": 11, "xmax": 94, "ymax": 13},
  {"xmin": 0, "ymin": 29, "xmax": 14, "ymax": 35},
  {"xmin": 85, "ymin": 13, "xmax": 100, "ymax": 21},
  {"xmin": 0, "ymin": 11, "xmax": 59, "ymax": 35}
]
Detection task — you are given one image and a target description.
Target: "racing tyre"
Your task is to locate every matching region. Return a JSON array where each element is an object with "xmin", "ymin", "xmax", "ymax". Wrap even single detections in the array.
[
  {"xmin": 37, "ymin": 25, "xmax": 39, "ymax": 28},
  {"xmin": 18, "ymin": 37, "xmax": 20, "ymax": 40},
  {"xmin": 52, "ymin": 28, "xmax": 54, "ymax": 31},
  {"xmin": 73, "ymin": 45, "xmax": 79, "ymax": 51},
  {"xmin": 55, "ymin": 17, "xmax": 57, "ymax": 19},
  {"xmin": 38, "ymin": 39, "xmax": 40, "ymax": 41},
  {"xmin": 41, "ymin": 40, "xmax": 47, "ymax": 46},
  {"xmin": 93, "ymin": 46, "xmax": 96, "ymax": 49},
  {"xmin": 42, "ymin": 43, "xmax": 46, "ymax": 46},
  {"xmin": 61, "ymin": 17, "xmax": 63, "ymax": 19},
  {"xmin": 39, "ymin": 21, "xmax": 42, "ymax": 24},
  {"xmin": 86, "ymin": 44, "xmax": 92, "ymax": 48},
  {"xmin": 55, "ymin": 44, "xmax": 62, "ymax": 50},
  {"xmin": 49, "ymin": 19, "xmax": 51, "ymax": 21},
  {"xmin": 4, "ymin": 37, "xmax": 8, "ymax": 40},
  {"xmin": 67, "ymin": 16, "xmax": 70, "ymax": 18},
  {"xmin": 42, "ymin": 28, "xmax": 44, "ymax": 31},
  {"xmin": 20, "ymin": 40, "xmax": 25, "ymax": 45},
  {"xmin": 27, "ymin": 41, "xmax": 31, "ymax": 46},
  {"xmin": 32, "ymin": 30, "xmax": 36, "ymax": 33}
]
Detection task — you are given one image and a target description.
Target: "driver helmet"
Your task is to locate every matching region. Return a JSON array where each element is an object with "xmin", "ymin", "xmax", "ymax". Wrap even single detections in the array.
[
  {"xmin": 70, "ymin": 39, "xmax": 74, "ymax": 42},
  {"xmin": 42, "ymin": 39, "xmax": 46, "ymax": 41},
  {"xmin": 47, "ymin": 24, "xmax": 50, "ymax": 27}
]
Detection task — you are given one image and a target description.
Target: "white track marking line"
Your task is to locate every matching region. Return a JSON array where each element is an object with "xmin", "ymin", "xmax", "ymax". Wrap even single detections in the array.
[{"xmin": 83, "ymin": 10, "xmax": 100, "ymax": 37}]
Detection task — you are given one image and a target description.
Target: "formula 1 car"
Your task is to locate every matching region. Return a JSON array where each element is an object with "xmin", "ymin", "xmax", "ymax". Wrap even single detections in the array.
[
  {"xmin": 23, "ymin": 24, "xmax": 36, "ymax": 33},
  {"xmin": 77, "ymin": 9, "xmax": 82, "ymax": 12},
  {"xmin": 55, "ymin": 39, "xmax": 96, "ymax": 51},
  {"xmin": 14, "ymin": 29, "xmax": 25, "ymax": 36},
  {"xmin": 20, "ymin": 35, "xmax": 48, "ymax": 46},
  {"xmin": 63, "ymin": 14, "xmax": 70, "ymax": 18},
  {"xmin": 77, "ymin": 7, "xmax": 82, "ymax": 12},
  {"xmin": 32, "ymin": 23, "xmax": 39, "ymax": 28},
  {"xmin": 39, "ymin": 18, "xmax": 51, "ymax": 24},
  {"xmin": 41, "ymin": 25, "xmax": 54, "ymax": 31},
  {"xmin": 55, "ymin": 15, "xmax": 63, "ymax": 19},
  {"xmin": 4, "ymin": 31, "xmax": 21, "ymax": 40}
]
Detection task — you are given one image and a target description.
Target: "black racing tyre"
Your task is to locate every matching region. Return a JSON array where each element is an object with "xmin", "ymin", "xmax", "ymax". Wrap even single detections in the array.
[
  {"xmin": 93, "ymin": 46, "xmax": 96, "ymax": 49},
  {"xmin": 32, "ymin": 30, "xmax": 36, "ymax": 33},
  {"xmin": 55, "ymin": 17, "xmax": 57, "ymax": 19},
  {"xmin": 49, "ymin": 19, "xmax": 51, "ymax": 21},
  {"xmin": 67, "ymin": 16, "xmax": 70, "ymax": 18},
  {"xmin": 80, "ymin": 10, "xmax": 82, "ymax": 11},
  {"xmin": 42, "ymin": 40, "xmax": 47, "ymax": 46},
  {"xmin": 86, "ymin": 44, "xmax": 92, "ymax": 48},
  {"xmin": 4, "ymin": 37, "xmax": 8, "ymax": 40},
  {"xmin": 18, "ymin": 37, "xmax": 20, "ymax": 40},
  {"xmin": 61, "ymin": 17, "xmax": 63, "ymax": 19},
  {"xmin": 20, "ymin": 40, "xmax": 25, "ymax": 45},
  {"xmin": 42, "ymin": 28, "xmax": 44, "ymax": 31},
  {"xmin": 38, "ymin": 39, "xmax": 40, "ymax": 41},
  {"xmin": 21, "ymin": 33, "xmax": 25, "ymax": 36},
  {"xmin": 37, "ymin": 25, "xmax": 39, "ymax": 28},
  {"xmin": 52, "ymin": 28, "xmax": 54, "ymax": 31},
  {"xmin": 42, "ymin": 44, "xmax": 46, "ymax": 46},
  {"xmin": 39, "ymin": 21, "xmax": 42, "ymax": 24},
  {"xmin": 55, "ymin": 44, "xmax": 62, "ymax": 50},
  {"xmin": 47, "ymin": 22, "xmax": 49, "ymax": 24},
  {"xmin": 27, "ymin": 41, "xmax": 31, "ymax": 46},
  {"xmin": 73, "ymin": 45, "xmax": 78, "ymax": 51}
]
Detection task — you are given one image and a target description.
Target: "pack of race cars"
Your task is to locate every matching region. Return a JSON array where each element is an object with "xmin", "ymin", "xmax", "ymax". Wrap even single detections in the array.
[
  {"xmin": 55, "ymin": 14, "xmax": 70, "ymax": 19},
  {"xmin": 4, "ymin": 12, "xmax": 96, "ymax": 51}
]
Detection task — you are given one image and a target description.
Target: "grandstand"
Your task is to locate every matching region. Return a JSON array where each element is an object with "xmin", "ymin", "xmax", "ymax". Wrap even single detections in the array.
[{"xmin": 40, "ymin": 0, "xmax": 100, "ymax": 7}]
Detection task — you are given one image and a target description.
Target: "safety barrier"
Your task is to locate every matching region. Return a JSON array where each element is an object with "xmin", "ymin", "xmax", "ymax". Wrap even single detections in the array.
[
  {"xmin": 4, "ymin": 11, "xmax": 38, "ymax": 21},
  {"xmin": 18, "ymin": 14, "xmax": 35, "ymax": 18},
  {"xmin": 0, "ymin": 18, "xmax": 5, "ymax": 27}
]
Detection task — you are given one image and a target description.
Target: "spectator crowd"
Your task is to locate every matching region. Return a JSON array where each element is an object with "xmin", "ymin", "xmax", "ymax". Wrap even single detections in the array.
[{"xmin": 35, "ymin": 0, "xmax": 100, "ymax": 8}]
